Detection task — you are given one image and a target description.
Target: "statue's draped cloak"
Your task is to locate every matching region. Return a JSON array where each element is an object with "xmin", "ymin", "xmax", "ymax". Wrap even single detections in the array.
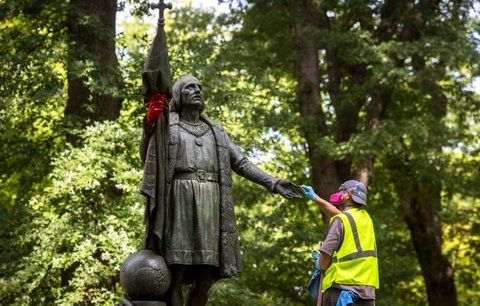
[
  {"xmin": 139, "ymin": 22, "xmax": 172, "ymax": 263},
  {"xmin": 141, "ymin": 112, "xmax": 255, "ymax": 278}
]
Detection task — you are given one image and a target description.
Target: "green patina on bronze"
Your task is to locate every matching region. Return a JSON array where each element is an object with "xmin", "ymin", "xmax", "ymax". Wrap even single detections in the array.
[{"xmin": 135, "ymin": 2, "xmax": 302, "ymax": 305}]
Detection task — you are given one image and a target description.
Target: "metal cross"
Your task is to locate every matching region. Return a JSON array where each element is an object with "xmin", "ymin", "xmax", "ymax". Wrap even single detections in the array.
[{"xmin": 151, "ymin": 0, "xmax": 173, "ymax": 27}]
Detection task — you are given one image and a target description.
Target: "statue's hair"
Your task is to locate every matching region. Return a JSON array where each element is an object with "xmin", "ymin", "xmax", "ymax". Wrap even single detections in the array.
[{"xmin": 171, "ymin": 74, "xmax": 205, "ymax": 113}]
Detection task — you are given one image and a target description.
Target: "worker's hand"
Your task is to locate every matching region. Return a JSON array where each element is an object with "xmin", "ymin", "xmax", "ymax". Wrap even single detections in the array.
[{"xmin": 301, "ymin": 185, "xmax": 318, "ymax": 203}]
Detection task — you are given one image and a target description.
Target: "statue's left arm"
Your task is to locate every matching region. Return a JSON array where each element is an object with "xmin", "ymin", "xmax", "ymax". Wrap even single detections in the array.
[
  {"xmin": 227, "ymin": 134, "xmax": 302, "ymax": 200},
  {"xmin": 228, "ymin": 137, "xmax": 278, "ymax": 192}
]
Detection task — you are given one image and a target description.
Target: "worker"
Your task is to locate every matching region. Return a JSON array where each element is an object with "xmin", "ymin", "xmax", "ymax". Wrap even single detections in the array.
[{"xmin": 302, "ymin": 180, "xmax": 379, "ymax": 306}]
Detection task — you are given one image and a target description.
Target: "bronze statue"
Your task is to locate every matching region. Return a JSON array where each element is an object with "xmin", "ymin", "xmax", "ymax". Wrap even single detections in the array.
[
  {"xmin": 141, "ymin": 74, "xmax": 302, "ymax": 306},
  {"xmin": 121, "ymin": 2, "xmax": 302, "ymax": 305}
]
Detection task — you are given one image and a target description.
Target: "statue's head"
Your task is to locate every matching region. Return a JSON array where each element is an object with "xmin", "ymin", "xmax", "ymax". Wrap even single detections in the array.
[{"xmin": 172, "ymin": 74, "xmax": 205, "ymax": 113}]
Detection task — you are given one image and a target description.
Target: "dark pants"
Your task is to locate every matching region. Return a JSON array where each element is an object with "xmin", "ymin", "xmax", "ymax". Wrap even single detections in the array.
[{"xmin": 323, "ymin": 287, "xmax": 375, "ymax": 306}]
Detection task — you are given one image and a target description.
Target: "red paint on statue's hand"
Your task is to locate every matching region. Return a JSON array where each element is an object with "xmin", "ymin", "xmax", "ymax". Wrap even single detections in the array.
[{"xmin": 146, "ymin": 92, "xmax": 168, "ymax": 123}]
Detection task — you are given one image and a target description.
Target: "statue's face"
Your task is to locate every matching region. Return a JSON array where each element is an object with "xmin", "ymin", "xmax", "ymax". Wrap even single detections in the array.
[{"xmin": 180, "ymin": 81, "xmax": 204, "ymax": 110}]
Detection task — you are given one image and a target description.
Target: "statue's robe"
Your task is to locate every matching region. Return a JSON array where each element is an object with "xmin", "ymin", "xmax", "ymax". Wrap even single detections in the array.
[
  {"xmin": 165, "ymin": 122, "xmax": 220, "ymax": 267},
  {"xmin": 140, "ymin": 111, "xmax": 279, "ymax": 279}
]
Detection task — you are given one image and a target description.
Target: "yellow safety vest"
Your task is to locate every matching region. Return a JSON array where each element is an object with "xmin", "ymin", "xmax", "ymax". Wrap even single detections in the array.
[{"xmin": 322, "ymin": 207, "xmax": 379, "ymax": 291}]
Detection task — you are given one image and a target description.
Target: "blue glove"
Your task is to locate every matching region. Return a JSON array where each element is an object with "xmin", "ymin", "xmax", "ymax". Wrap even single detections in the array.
[
  {"xmin": 336, "ymin": 290, "xmax": 357, "ymax": 306},
  {"xmin": 307, "ymin": 251, "xmax": 322, "ymax": 299},
  {"xmin": 301, "ymin": 185, "xmax": 318, "ymax": 202}
]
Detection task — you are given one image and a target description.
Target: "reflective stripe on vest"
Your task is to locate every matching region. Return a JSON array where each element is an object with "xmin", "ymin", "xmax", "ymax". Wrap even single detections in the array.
[{"xmin": 322, "ymin": 208, "xmax": 380, "ymax": 291}]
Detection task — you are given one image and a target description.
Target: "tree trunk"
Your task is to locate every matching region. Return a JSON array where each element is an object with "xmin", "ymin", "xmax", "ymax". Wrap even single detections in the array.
[
  {"xmin": 65, "ymin": 0, "xmax": 123, "ymax": 143},
  {"xmin": 293, "ymin": 0, "xmax": 340, "ymax": 216},
  {"xmin": 354, "ymin": 87, "xmax": 389, "ymax": 186},
  {"xmin": 403, "ymin": 188, "xmax": 457, "ymax": 306},
  {"xmin": 61, "ymin": 1, "xmax": 123, "ymax": 285},
  {"xmin": 389, "ymin": 159, "xmax": 458, "ymax": 306},
  {"xmin": 294, "ymin": 1, "xmax": 370, "ymax": 205},
  {"xmin": 399, "ymin": 66, "xmax": 457, "ymax": 305}
]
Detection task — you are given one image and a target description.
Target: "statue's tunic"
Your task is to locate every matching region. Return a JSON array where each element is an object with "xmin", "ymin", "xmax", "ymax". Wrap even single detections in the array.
[
  {"xmin": 140, "ymin": 111, "xmax": 280, "ymax": 279},
  {"xmin": 165, "ymin": 125, "xmax": 220, "ymax": 266}
]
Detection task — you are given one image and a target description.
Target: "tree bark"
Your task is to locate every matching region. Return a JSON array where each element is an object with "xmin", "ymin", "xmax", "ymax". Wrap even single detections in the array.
[
  {"xmin": 65, "ymin": 0, "xmax": 123, "ymax": 143},
  {"xmin": 403, "ymin": 183, "xmax": 457, "ymax": 306},
  {"xmin": 353, "ymin": 0, "xmax": 400, "ymax": 186},
  {"xmin": 293, "ymin": 0, "xmax": 340, "ymax": 214},
  {"xmin": 294, "ymin": 1, "xmax": 371, "ymax": 225},
  {"xmin": 389, "ymin": 139, "xmax": 457, "ymax": 306},
  {"xmin": 354, "ymin": 85, "xmax": 390, "ymax": 186},
  {"xmin": 321, "ymin": 12, "xmax": 356, "ymax": 181},
  {"xmin": 401, "ymin": 67, "xmax": 457, "ymax": 306}
]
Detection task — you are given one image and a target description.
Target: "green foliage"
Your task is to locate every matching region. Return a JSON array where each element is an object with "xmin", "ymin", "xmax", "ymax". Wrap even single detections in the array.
[
  {"xmin": 223, "ymin": 1, "xmax": 480, "ymax": 304},
  {"xmin": 0, "ymin": 2, "xmax": 68, "ymax": 293},
  {"xmin": 0, "ymin": 1, "xmax": 479, "ymax": 305},
  {"xmin": 1, "ymin": 122, "xmax": 144, "ymax": 305},
  {"xmin": 0, "ymin": 0, "xmax": 67, "ymax": 211}
]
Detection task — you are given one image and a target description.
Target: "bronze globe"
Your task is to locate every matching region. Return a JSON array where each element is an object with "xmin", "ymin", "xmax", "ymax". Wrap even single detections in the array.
[{"xmin": 120, "ymin": 250, "xmax": 171, "ymax": 300}]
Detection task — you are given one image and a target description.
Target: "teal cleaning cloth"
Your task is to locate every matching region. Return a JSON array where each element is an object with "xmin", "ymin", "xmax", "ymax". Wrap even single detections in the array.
[
  {"xmin": 307, "ymin": 251, "xmax": 321, "ymax": 299},
  {"xmin": 336, "ymin": 290, "xmax": 357, "ymax": 306}
]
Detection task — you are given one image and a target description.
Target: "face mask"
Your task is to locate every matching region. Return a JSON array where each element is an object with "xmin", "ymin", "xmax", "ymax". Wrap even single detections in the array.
[{"xmin": 329, "ymin": 192, "xmax": 344, "ymax": 205}]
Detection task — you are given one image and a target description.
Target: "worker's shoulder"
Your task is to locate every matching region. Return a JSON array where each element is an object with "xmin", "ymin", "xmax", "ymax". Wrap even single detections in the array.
[
  {"xmin": 328, "ymin": 214, "xmax": 346, "ymax": 227},
  {"xmin": 331, "ymin": 214, "xmax": 344, "ymax": 220}
]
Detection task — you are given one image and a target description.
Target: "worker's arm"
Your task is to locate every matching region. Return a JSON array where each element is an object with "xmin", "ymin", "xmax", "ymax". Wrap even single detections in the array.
[
  {"xmin": 314, "ymin": 195, "xmax": 341, "ymax": 218},
  {"xmin": 316, "ymin": 218, "xmax": 343, "ymax": 305},
  {"xmin": 316, "ymin": 250, "xmax": 332, "ymax": 306},
  {"xmin": 301, "ymin": 185, "xmax": 341, "ymax": 218},
  {"xmin": 319, "ymin": 218, "xmax": 344, "ymax": 271},
  {"xmin": 319, "ymin": 251, "xmax": 332, "ymax": 271}
]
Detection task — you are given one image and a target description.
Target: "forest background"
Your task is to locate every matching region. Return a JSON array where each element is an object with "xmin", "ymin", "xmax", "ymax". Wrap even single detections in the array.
[{"xmin": 0, "ymin": 0, "xmax": 479, "ymax": 305}]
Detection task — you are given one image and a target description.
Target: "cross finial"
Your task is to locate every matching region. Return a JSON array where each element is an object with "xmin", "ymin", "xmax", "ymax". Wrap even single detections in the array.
[{"xmin": 151, "ymin": 0, "xmax": 173, "ymax": 27}]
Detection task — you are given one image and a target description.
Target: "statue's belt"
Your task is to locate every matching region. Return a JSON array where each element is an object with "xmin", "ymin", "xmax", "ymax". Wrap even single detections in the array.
[{"xmin": 174, "ymin": 170, "xmax": 218, "ymax": 182}]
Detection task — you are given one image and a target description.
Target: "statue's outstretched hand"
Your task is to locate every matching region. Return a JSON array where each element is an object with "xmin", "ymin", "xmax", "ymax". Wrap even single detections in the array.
[{"xmin": 274, "ymin": 179, "xmax": 303, "ymax": 200}]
